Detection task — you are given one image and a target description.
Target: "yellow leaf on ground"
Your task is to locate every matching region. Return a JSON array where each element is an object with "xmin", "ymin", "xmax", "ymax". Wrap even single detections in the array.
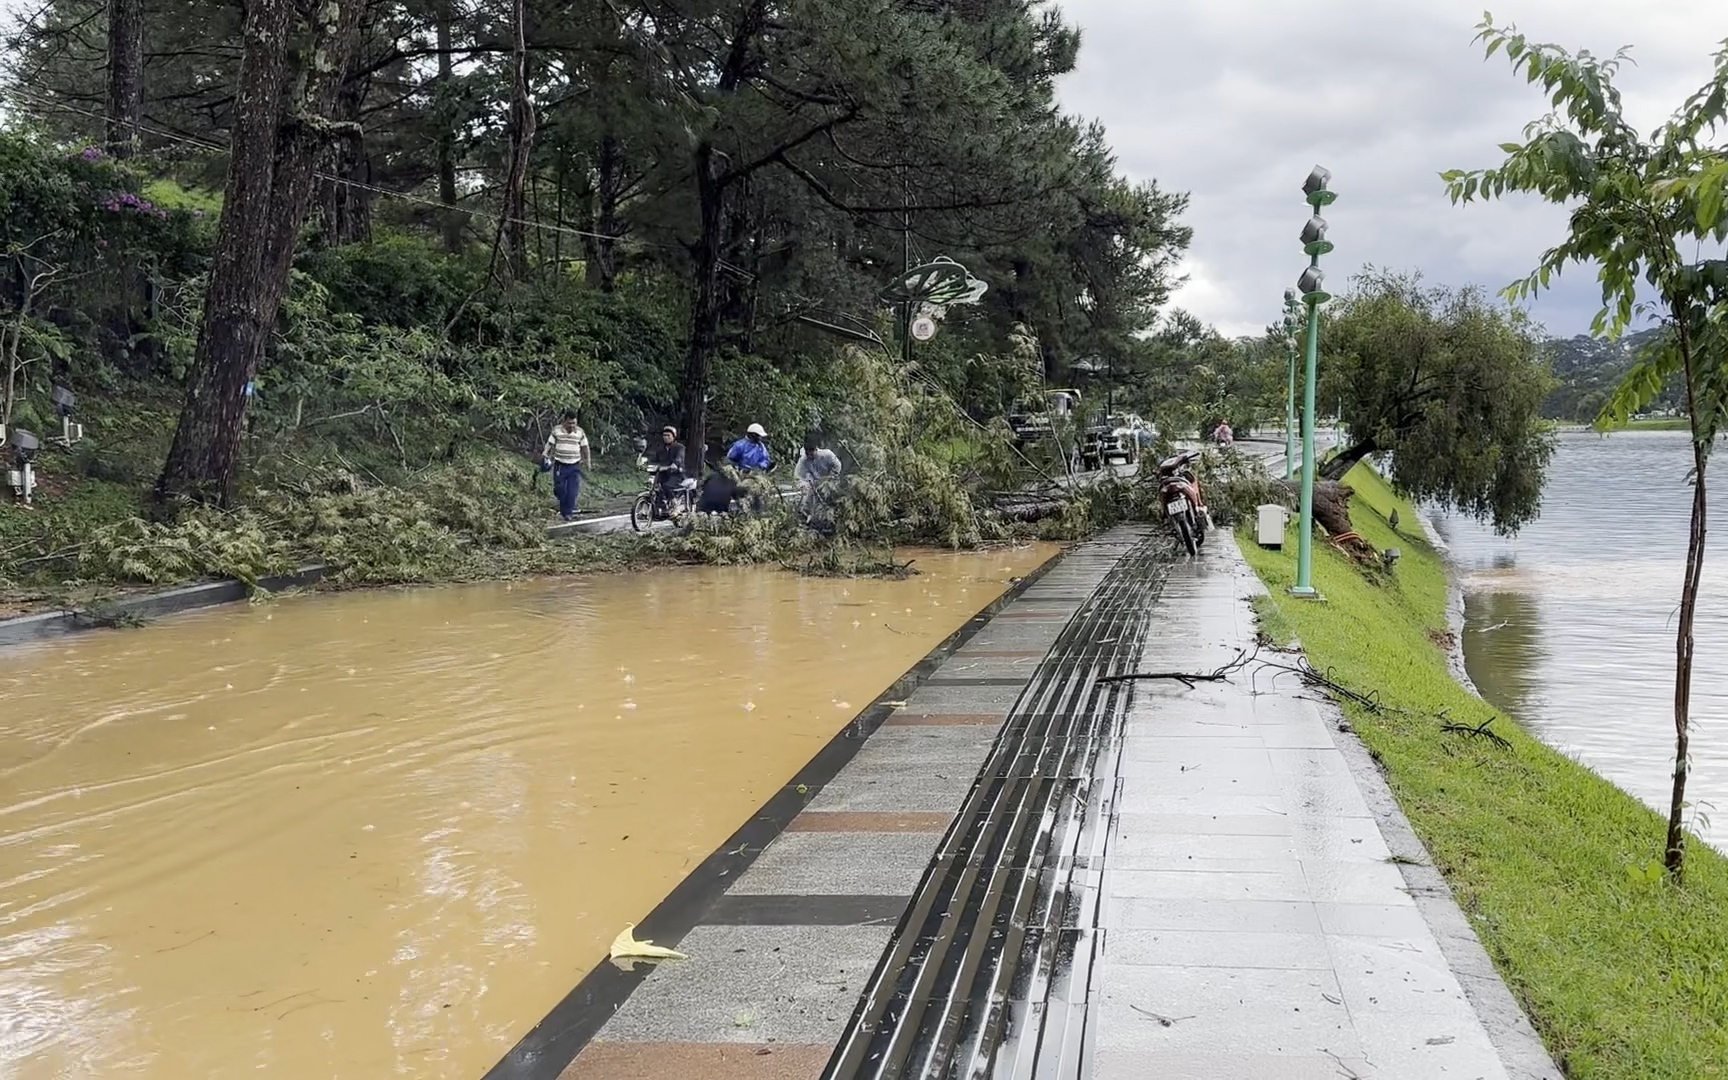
[{"xmin": 608, "ymin": 923, "xmax": 687, "ymax": 961}]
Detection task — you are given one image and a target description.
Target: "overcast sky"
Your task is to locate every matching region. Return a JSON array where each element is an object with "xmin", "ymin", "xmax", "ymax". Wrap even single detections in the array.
[{"xmin": 1055, "ymin": 0, "xmax": 1728, "ymax": 339}]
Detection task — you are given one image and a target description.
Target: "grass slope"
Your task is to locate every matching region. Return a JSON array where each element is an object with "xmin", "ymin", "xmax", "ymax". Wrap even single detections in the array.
[{"xmin": 1240, "ymin": 464, "xmax": 1728, "ymax": 1080}]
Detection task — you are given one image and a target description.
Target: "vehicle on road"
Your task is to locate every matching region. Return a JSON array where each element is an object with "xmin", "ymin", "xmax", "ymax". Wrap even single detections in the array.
[
  {"xmin": 1080, "ymin": 413, "xmax": 1153, "ymax": 471},
  {"xmin": 1155, "ymin": 449, "xmax": 1208, "ymax": 556},
  {"xmin": 630, "ymin": 459, "xmax": 696, "ymax": 532},
  {"xmin": 1007, "ymin": 388, "xmax": 1082, "ymax": 445}
]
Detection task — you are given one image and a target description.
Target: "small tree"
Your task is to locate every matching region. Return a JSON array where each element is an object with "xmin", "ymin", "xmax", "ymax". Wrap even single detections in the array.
[
  {"xmin": 1317, "ymin": 269, "xmax": 1555, "ymax": 533},
  {"xmin": 1443, "ymin": 17, "xmax": 1728, "ymax": 880}
]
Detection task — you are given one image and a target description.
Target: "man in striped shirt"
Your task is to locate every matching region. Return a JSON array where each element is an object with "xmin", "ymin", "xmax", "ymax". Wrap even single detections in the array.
[{"xmin": 542, "ymin": 410, "xmax": 592, "ymax": 521}]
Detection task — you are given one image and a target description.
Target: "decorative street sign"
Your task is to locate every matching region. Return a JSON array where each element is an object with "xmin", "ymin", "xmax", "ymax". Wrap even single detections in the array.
[
  {"xmin": 910, "ymin": 315, "xmax": 938, "ymax": 341},
  {"xmin": 880, "ymin": 256, "xmax": 988, "ymax": 308}
]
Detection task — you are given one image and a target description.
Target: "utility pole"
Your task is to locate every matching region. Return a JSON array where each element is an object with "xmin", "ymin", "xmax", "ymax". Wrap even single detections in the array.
[
  {"xmin": 1282, "ymin": 288, "xmax": 1300, "ymax": 481},
  {"xmin": 1292, "ymin": 166, "xmax": 1335, "ymax": 600}
]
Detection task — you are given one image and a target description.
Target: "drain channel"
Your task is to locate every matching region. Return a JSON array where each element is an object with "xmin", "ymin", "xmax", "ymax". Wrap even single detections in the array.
[{"xmin": 824, "ymin": 533, "xmax": 1169, "ymax": 1080}]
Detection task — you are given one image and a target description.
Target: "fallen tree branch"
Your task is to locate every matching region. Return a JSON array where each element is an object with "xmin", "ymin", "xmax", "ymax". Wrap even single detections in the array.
[
  {"xmin": 1100, "ymin": 649, "xmax": 1251, "ymax": 687},
  {"xmin": 1441, "ymin": 716, "xmax": 1513, "ymax": 750}
]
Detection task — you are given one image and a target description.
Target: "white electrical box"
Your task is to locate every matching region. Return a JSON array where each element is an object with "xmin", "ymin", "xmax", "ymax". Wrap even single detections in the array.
[{"xmin": 1256, "ymin": 504, "xmax": 1289, "ymax": 549}]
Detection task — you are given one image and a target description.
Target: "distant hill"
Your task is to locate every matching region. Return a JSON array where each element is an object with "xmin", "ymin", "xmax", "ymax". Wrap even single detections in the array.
[{"xmin": 1541, "ymin": 329, "xmax": 1681, "ymax": 422}]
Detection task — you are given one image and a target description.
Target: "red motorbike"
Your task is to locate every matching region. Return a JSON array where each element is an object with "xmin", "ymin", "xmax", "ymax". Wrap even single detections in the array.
[{"xmin": 1157, "ymin": 450, "xmax": 1207, "ymax": 556}]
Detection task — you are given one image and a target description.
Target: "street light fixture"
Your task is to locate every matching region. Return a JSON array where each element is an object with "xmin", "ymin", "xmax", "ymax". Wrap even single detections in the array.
[{"xmin": 1291, "ymin": 165, "xmax": 1335, "ymax": 600}]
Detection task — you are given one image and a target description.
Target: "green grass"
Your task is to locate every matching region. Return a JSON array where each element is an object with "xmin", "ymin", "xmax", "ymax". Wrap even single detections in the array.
[
  {"xmin": 1239, "ymin": 464, "xmax": 1728, "ymax": 1080},
  {"xmin": 1622, "ymin": 416, "xmax": 1691, "ymax": 431}
]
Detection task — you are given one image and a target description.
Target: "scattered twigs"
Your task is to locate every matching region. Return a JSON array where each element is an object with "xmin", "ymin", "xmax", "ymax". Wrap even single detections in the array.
[
  {"xmin": 1100, "ymin": 648, "xmax": 1251, "ymax": 687},
  {"xmin": 1441, "ymin": 716, "xmax": 1513, "ymax": 750},
  {"xmin": 1111, "ymin": 645, "xmax": 1513, "ymax": 754},
  {"xmin": 1128, "ymin": 1004, "xmax": 1195, "ymax": 1027}
]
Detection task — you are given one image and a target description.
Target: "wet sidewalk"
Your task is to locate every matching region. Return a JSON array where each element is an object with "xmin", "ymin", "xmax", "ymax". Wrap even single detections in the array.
[
  {"xmin": 510, "ymin": 529, "xmax": 1559, "ymax": 1080},
  {"xmin": 1084, "ymin": 539, "xmax": 1560, "ymax": 1079}
]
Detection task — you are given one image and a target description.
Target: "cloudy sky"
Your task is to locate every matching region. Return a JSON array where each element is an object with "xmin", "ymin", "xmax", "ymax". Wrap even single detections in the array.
[{"xmin": 1055, "ymin": 0, "xmax": 1728, "ymax": 339}]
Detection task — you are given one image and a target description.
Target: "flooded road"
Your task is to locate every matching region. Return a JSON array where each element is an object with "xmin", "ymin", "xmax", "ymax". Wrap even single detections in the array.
[
  {"xmin": 1432, "ymin": 430, "xmax": 1728, "ymax": 850},
  {"xmin": 0, "ymin": 544, "xmax": 1056, "ymax": 1079}
]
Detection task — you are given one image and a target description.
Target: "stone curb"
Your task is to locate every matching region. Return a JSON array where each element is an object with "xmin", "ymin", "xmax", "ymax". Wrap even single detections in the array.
[{"xmin": 0, "ymin": 565, "xmax": 329, "ymax": 650}]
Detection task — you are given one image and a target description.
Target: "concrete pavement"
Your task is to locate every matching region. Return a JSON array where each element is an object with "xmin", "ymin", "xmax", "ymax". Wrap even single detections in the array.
[{"xmin": 1084, "ymin": 538, "xmax": 1558, "ymax": 1080}]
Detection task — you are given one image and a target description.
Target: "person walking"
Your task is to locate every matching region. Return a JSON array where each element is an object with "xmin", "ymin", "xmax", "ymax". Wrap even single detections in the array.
[
  {"xmin": 542, "ymin": 410, "xmax": 592, "ymax": 521},
  {"xmin": 794, "ymin": 435, "xmax": 842, "ymax": 519}
]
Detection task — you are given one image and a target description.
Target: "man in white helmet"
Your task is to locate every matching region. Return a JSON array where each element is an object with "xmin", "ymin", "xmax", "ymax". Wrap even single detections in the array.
[
  {"xmin": 725, "ymin": 422, "xmax": 774, "ymax": 473},
  {"xmin": 725, "ymin": 422, "xmax": 775, "ymax": 513}
]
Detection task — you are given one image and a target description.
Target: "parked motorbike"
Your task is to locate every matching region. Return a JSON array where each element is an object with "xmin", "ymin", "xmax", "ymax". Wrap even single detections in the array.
[
  {"xmin": 1156, "ymin": 449, "xmax": 1208, "ymax": 556},
  {"xmin": 630, "ymin": 457, "xmax": 696, "ymax": 532}
]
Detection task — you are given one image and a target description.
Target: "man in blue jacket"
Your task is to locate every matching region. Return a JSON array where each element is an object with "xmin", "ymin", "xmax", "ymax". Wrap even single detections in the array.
[
  {"xmin": 725, "ymin": 423, "xmax": 774, "ymax": 512},
  {"xmin": 726, "ymin": 422, "xmax": 773, "ymax": 472}
]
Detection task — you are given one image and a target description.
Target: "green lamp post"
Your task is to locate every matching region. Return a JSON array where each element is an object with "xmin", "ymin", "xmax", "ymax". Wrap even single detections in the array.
[
  {"xmin": 1281, "ymin": 287, "xmax": 1300, "ymax": 481},
  {"xmin": 1292, "ymin": 165, "xmax": 1334, "ymax": 600}
]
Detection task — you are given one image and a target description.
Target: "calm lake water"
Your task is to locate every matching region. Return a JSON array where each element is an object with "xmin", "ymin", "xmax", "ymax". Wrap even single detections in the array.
[{"xmin": 1432, "ymin": 430, "xmax": 1728, "ymax": 851}]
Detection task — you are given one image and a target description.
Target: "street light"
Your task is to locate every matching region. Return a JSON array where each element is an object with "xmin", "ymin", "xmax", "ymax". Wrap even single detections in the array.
[
  {"xmin": 1292, "ymin": 165, "xmax": 1334, "ymax": 601},
  {"xmin": 1282, "ymin": 288, "xmax": 1300, "ymax": 481}
]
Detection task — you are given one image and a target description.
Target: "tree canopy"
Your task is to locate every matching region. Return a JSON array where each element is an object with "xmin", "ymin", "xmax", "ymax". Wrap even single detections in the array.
[
  {"xmin": 0, "ymin": 0, "xmax": 1192, "ymax": 502},
  {"xmin": 1317, "ymin": 269, "xmax": 1555, "ymax": 534}
]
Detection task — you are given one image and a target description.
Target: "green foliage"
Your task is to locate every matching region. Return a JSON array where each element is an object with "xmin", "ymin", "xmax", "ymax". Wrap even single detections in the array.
[
  {"xmin": 1443, "ymin": 17, "xmax": 1728, "ymax": 438},
  {"xmin": 1123, "ymin": 310, "xmax": 1284, "ymax": 438},
  {"xmin": 1242, "ymin": 465, "xmax": 1728, "ymax": 1080},
  {"xmin": 1447, "ymin": 13, "xmax": 1728, "ymax": 880},
  {"xmin": 79, "ymin": 511, "xmax": 293, "ymax": 587},
  {"xmin": 1318, "ymin": 269, "xmax": 1556, "ymax": 534}
]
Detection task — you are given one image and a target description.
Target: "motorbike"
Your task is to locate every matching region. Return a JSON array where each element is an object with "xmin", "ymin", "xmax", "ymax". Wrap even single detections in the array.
[
  {"xmin": 630, "ymin": 457, "xmax": 696, "ymax": 532},
  {"xmin": 1156, "ymin": 449, "xmax": 1208, "ymax": 556}
]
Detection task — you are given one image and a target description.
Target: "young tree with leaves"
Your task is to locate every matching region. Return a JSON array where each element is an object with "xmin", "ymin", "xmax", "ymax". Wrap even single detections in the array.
[{"xmin": 1444, "ymin": 17, "xmax": 1728, "ymax": 879}]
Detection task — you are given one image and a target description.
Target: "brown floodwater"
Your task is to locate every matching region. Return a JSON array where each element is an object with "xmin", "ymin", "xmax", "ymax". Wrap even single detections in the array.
[{"xmin": 0, "ymin": 544, "xmax": 1056, "ymax": 1079}]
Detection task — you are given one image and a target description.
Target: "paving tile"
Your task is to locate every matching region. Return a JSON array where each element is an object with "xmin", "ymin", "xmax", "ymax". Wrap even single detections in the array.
[
  {"xmin": 1250, "ymin": 721, "xmax": 1341, "ymax": 749},
  {"xmin": 803, "ymin": 767, "xmax": 971, "ymax": 813},
  {"xmin": 1300, "ymin": 859, "xmax": 1415, "ymax": 905},
  {"xmin": 1104, "ymin": 867, "xmax": 1311, "ymax": 902},
  {"xmin": 1105, "ymin": 829, "xmax": 1309, "ymax": 870},
  {"xmin": 1113, "ymin": 812, "xmax": 1295, "ymax": 837},
  {"xmin": 880, "ymin": 711, "xmax": 1003, "ymax": 727},
  {"xmin": 1111, "ymin": 759, "xmax": 1286, "ymax": 792},
  {"xmin": 1267, "ymin": 747, "xmax": 1356, "ymax": 777},
  {"xmin": 561, "ymin": 1041, "xmax": 831, "ymax": 1080},
  {"xmin": 1090, "ymin": 964, "xmax": 1357, "ymax": 1057},
  {"xmin": 1351, "ymin": 1010, "xmax": 1511, "ymax": 1079},
  {"xmin": 1315, "ymin": 902, "xmax": 1434, "ymax": 938},
  {"xmin": 1327, "ymin": 934, "xmax": 1479, "ymax": 1015},
  {"xmin": 1116, "ymin": 785, "xmax": 1294, "ymax": 817},
  {"xmin": 1290, "ymin": 816, "xmax": 1396, "ymax": 862},
  {"xmin": 1117, "ymin": 736, "xmax": 1273, "ymax": 760},
  {"xmin": 899, "ymin": 683, "xmax": 1026, "ymax": 712},
  {"xmin": 1105, "ymin": 896, "xmax": 1322, "ymax": 934},
  {"xmin": 704, "ymin": 893, "xmax": 911, "ymax": 926},
  {"xmin": 728, "ymin": 830, "xmax": 937, "ymax": 895},
  {"xmin": 1104, "ymin": 928, "xmax": 1333, "ymax": 970},
  {"xmin": 784, "ymin": 811, "xmax": 951, "ymax": 833},
  {"xmin": 1280, "ymin": 773, "xmax": 1378, "ymax": 819},
  {"xmin": 1089, "ymin": 1050, "xmax": 1375, "ymax": 1080},
  {"xmin": 596, "ymin": 924, "xmax": 891, "ymax": 1046}
]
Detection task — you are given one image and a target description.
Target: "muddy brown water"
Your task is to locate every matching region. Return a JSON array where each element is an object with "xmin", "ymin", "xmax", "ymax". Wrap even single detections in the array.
[
  {"xmin": 0, "ymin": 545, "xmax": 1057, "ymax": 1078},
  {"xmin": 1432, "ymin": 430, "xmax": 1728, "ymax": 852}
]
